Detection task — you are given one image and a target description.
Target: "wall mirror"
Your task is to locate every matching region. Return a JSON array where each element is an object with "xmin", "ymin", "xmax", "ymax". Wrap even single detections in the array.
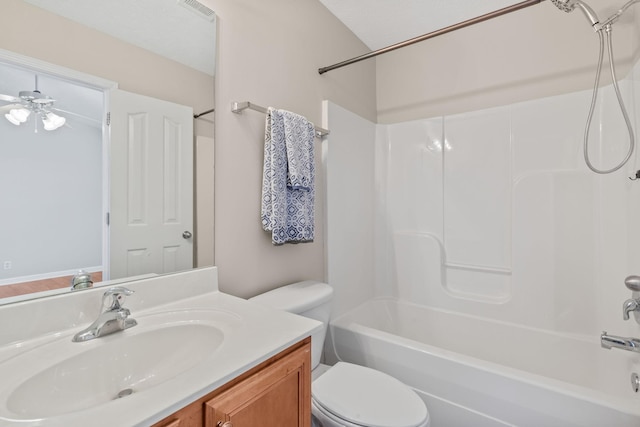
[{"xmin": 0, "ymin": 0, "xmax": 216, "ymax": 305}]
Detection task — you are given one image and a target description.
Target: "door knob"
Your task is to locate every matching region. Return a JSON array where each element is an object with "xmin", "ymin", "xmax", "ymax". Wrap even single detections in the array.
[
  {"xmin": 217, "ymin": 422, "xmax": 233, "ymax": 427},
  {"xmin": 182, "ymin": 231, "xmax": 193, "ymax": 239}
]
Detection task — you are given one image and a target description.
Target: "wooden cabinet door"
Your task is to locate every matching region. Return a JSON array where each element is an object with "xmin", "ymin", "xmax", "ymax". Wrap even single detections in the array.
[
  {"xmin": 205, "ymin": 343, "xmax": 311, "ymax": 427},
  {"xmin": 153, "ymin": 400, "xmax": 203, "ymax": 427}
]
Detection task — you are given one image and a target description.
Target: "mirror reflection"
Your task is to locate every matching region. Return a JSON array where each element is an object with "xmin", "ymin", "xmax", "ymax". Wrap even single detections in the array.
[{"xmin": 0, "ymin": 0, "xmax": 216, "ymax": 304}]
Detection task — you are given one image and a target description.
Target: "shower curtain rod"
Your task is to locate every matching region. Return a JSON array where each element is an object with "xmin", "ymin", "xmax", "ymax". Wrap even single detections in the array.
[
  {"xmin": 231, "ymin": 101, "xmax": 330, "ymax": 137},
  {"xmin": 318, "ymin": 0, "xmax": 543, "ymax": 75},
  {"xmin": 194, "ymin": 107, "xmax": 215, "ymax": 119}
]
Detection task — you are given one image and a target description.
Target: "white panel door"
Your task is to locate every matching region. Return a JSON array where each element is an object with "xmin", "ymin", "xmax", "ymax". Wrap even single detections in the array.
[{"xmin": 109, "ymin": 89, "xmax": 193, "ymax": 280}]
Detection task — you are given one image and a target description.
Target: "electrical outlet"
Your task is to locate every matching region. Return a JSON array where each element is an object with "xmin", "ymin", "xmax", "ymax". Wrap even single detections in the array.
[{"xmin": 3, "ymin": 261, "xmax": 11, "ymax": 270}]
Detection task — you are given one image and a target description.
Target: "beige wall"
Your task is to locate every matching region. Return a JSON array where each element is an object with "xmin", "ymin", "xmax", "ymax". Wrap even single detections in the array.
[
  {"xmin": 376, "ymin": 0, "xmax": 637, "ymax": 123},
  {"xmin": 206, "ymin": 0, "xmax": 377, "ymax": 297}
]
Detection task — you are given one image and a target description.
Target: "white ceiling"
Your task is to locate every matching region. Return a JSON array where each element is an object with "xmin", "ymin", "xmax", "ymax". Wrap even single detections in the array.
[{"xmin": 318, "ymin": 0, "xmax": 528, "ymax": 50}]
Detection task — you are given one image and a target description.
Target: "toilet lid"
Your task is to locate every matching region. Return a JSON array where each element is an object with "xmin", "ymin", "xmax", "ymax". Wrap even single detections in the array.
[{"xmin": 312, "ymin": 362, "xmax": 428, "ymax": 427}]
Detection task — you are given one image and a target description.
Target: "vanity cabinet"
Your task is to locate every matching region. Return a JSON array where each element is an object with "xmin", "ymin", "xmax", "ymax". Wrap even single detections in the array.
[{"xmin": 152, "ymin": 337, "xmax": 311, "ymax": 427}]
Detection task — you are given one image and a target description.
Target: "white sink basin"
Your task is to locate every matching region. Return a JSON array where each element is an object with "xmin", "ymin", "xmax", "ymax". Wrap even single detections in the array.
[{"xmin": 0, "ymin": 309, "xmax": 236, "ymax": 421}]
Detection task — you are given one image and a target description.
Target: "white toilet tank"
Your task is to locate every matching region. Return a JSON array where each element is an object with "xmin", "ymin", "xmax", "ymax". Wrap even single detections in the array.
[{"xmin": 249, "ymin": 280, "xmax": 333, "ymax": 368}]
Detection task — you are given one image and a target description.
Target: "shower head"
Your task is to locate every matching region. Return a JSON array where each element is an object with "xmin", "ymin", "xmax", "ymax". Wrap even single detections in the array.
[
  {"xmin": 550, "ymin": 0, "xmax": 600, "ymax": 27},
  {"xmin": 550, "ymin": 0, "xmax": 577, "ymax": 12}
]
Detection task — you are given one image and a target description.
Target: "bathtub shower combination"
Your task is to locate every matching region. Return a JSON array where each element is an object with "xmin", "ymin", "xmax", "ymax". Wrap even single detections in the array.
[
  {"xmin": 331, "ymin": 299, "xmax": 640, "ymax": 426},
  {"xmin": 323, "ymin": 1, "xmax": 640, "ymax": 425}
]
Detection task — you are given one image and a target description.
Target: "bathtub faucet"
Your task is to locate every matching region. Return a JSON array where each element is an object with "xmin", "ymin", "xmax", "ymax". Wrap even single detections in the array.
[
  {"xmin": 601, "ymin": 331, "xmax": 640, "ymax": 353},
  {"xmin": 623, "ymin": 298, "xmax": 640, "ymax": 320}
]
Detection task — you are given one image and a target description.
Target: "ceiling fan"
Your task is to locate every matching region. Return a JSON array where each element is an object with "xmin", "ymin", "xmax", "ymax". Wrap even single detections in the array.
[{"xmin": 0, "ymin": 75, "xmax": 67, "ymax": 131}]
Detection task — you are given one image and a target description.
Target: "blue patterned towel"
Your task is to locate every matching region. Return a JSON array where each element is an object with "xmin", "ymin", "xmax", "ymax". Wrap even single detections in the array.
[{"xmin": 261, "ymin": 108, "xmax": 315, "ymax": 245}]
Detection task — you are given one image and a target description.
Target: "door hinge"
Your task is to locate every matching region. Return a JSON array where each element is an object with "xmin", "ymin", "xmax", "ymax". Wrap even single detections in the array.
[
  {"xmin": 106, "ymin": 112, "xmax": 111, "ymax": 126},
  {"xmin": 106, "ymin": 212, "xmax": 110, "ymax": 225}
]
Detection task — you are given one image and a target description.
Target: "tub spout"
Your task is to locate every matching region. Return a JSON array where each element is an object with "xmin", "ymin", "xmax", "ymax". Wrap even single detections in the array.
[{"xmin": 601, "ymin": 331, "xmax": 640, "ymax": 353}]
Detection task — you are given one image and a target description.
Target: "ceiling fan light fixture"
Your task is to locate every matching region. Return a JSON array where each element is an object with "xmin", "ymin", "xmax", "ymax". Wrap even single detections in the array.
[
  {"xmin": 42, "ymin": 112, "xmax": 66, "ymax": 130},
  {"xmin": 9, "ymin": 108, "xmax": 31, "ymax": 123},
  {"xmin": 4, "ymin": 112, "xmax": 22, "ymax": 126},
  {"xmin": 2, "ymin": 76, "xmax": 66, "ymax": 131}
]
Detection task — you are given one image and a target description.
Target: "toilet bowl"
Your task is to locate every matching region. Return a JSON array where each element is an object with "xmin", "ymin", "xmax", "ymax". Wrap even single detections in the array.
[{"xmin": 249, "ymin": 281, "xmax": 430, "ymax": 427}]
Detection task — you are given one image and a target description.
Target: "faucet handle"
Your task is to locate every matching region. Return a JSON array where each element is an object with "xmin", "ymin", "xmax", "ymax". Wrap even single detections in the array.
[
  {"xmin": 102, "ymin": 287, "xmax": 135, "ymax": 311},
  {"xmin": 625, "ymin": 275, "xmax": 640, "ymax": 291},
  {"xmin": 624, "ymin": 298, "xmax": 640, "ymax": 321}
]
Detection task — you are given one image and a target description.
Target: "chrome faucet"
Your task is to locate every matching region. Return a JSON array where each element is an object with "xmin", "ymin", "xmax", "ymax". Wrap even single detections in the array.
[
  {"xmin": 72, "ymin": 287, "xmax": 137, "ymax": 342},
  {"xmin": 601, "ymin": 331, "xmax": 640, "ymax": 353},
  {"xmin": 70, "ymin": 269, "xmax": 93, "ymax": 290},
  {"xmin": 623, "ymin": 298, "xmax": 640, "ymax": 320},
  {"xmin": 623, "ymin": 276, "xmax": 640, "ymax": 322}
]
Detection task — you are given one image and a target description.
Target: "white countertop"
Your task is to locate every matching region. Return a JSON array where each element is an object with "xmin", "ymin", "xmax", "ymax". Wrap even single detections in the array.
[{"xmin": 0, "ymin": 267, "xmax": 321, "ymax": 427}]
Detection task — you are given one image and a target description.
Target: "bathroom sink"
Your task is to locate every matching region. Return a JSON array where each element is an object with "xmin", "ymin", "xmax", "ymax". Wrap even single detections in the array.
[{"xmin": 0, "ymin": 309, "xmax": 234, "ymax": 420}]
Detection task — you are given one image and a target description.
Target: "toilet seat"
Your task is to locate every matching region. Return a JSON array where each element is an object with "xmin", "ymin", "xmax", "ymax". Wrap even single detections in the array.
[
  {"xmin": 312, "ymin": 362, "xmax": 429, "ymax": 427},
  {"xmin": 312, "ymin": 398, "xmax": 367, "ymax": 427}
]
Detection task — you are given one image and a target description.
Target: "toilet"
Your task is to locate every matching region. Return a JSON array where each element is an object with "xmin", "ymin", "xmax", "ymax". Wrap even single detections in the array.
[{"xmin": 249, "ymin": 281, "xmax": 430, "ymax": 427}]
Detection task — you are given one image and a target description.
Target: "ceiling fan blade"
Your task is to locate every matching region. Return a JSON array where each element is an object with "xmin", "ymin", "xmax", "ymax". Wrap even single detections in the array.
[
  {"xmin": 50, "ymin": 107, "xmax": 101, "ymax": 128},
  {"xmin": 0, "ymin": 94, "xmax": 20, "ymax": 103},
  {"xmin": 0, "ymin": 103, "xmax": 22, "ymax": 113},
  {"xmin": 50, "ymin": 106, "xmax": 91, "ymax": 119}
]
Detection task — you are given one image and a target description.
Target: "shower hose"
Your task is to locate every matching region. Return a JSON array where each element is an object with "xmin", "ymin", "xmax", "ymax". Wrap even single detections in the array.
[{"xmin": 583, "ymin": 24, "xmax": 635, "ymax": 174}]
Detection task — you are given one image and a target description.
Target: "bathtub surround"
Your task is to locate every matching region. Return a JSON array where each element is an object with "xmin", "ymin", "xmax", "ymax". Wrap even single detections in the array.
[
  {"xmin": 323, "ymin": 55, "xmax": 640, "ymax": 425},
  {"xmin": 321, "ymin": 101, "xmax": 377, "ymax": 318},
  {"xmin": 376, "ymin": 70, "xmax": 639, "ymax": 333},
  {"xmin": 326, "ymin": 59, "xmax": 640, "ymax": 322}
]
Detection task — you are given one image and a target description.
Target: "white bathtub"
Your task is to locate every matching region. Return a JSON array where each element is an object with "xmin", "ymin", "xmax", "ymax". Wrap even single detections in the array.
[{"xmin": 329, "ymin": 298, "xmax": 640, "ymax": 427}]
